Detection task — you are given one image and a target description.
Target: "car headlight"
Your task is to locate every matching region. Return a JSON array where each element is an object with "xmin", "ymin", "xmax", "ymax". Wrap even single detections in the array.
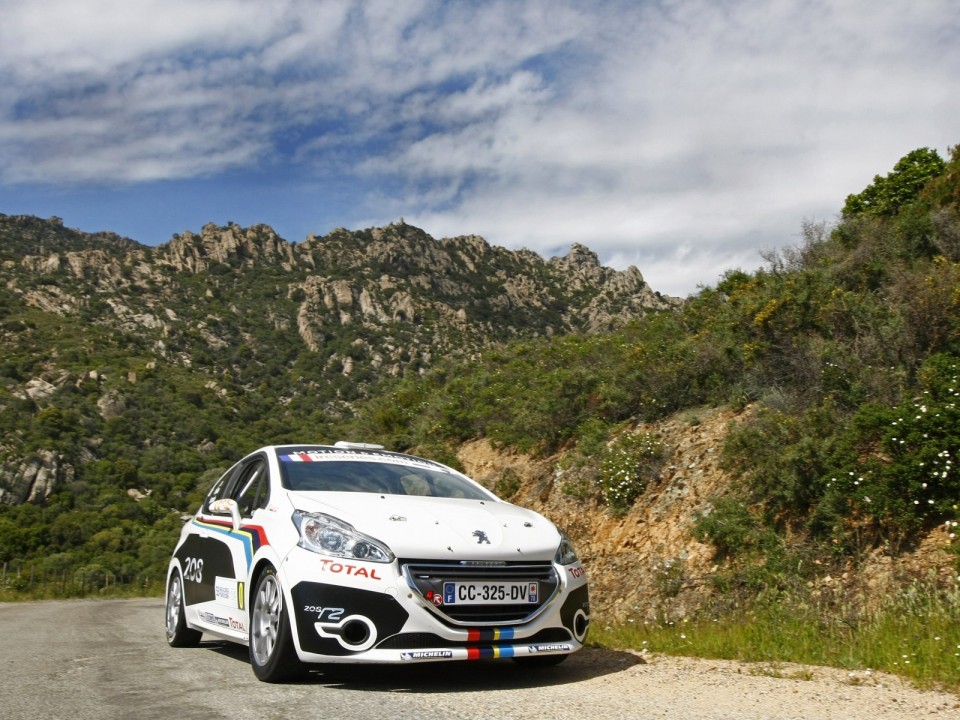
[
  {"xmin": 292, "ymin": 510, "xmax": 394, "ymax": 563},
  {"xmin": 555, "ymin": 530, "xmax": 581, "ymax": 565}
]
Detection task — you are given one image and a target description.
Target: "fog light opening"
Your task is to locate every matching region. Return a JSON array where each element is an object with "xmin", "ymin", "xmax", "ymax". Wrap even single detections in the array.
[
  {"xmin": 315, "ymin": 614, "xmax": 378, "ymax": 652},
  {"xmin": 341, "ymin": 619, "xmax": 372, "ymax": 647},
  {"xmin": 573, "ymin": 609, "xmax": 589, "ymax": 642}
]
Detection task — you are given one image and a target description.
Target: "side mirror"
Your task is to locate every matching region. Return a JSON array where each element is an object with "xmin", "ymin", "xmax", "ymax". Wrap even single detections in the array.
[{"xmin": 209, "ymin": 498, "xmax": 241, "ymax": 531}]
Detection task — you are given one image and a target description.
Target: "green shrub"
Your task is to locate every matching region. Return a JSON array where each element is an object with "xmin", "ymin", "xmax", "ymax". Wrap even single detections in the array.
[
  {"xmin": 693, "ymin": 497, "xmax": 762, "ymax": 560},
  {"xmin": 824, "ymin": 353, "xmax": 960, "ymax": 536},
  {"xmin": 596, "ymin": 431, "xmax": 665, "ymax": 513},
  {"xmin": 653, "ymin": 556, "xmax": 687, "ymax": 598},
  {"xmin": 721, "ymin": 404, "xmax": 842, "ymax": 523},
  {"xmin": 493, "ymin": 467, "xmax": 521, "ymax": 499}
]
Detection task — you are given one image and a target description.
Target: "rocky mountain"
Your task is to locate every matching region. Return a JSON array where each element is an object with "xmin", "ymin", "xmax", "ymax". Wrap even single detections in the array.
[{"xmin": 0, "ymin": 213, "xmax": 679, "ymax": 504}]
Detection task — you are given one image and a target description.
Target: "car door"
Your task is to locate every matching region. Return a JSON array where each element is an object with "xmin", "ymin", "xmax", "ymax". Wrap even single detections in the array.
[{"xmin": 175, "ymin": 455, "xmax": 269, "ymax": 635}]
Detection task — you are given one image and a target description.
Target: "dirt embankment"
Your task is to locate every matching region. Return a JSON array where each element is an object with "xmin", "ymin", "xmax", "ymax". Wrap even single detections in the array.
[{"xmin": 456, "ymin": 405, "xmax": 957, "ymax": 623}]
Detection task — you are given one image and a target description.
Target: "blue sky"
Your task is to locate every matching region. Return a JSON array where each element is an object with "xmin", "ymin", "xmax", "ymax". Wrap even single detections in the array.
[{"xmin": 1, "ymin": 0, "xmax": 958, "ymax": 296}]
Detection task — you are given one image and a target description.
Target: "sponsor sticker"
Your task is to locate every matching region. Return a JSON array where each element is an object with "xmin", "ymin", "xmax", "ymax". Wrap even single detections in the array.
[
  {"xmin": 214, "ymin": 576, "xmax": 240, "ymax": 607},
  {"xmin": 199, "ymin": 611, "xmax": 246, "ymax": 632},
  {"xmin": 199, "ymin": 611, "xmax": 231, "ymax": 629},
  {"xmin": 316, "ymin": 558, "xmax": 383, "ymax": 581},
  {"xmin": 281, "ymin": 449, "xmax": 449, "ymax": 473},
  {"xmin": 401, "ymin": 650, "xmax": 454, "ymax": 660},
  {"xmin": 531, "ymin": 644, "xmax": 572, "ymax": 653}
]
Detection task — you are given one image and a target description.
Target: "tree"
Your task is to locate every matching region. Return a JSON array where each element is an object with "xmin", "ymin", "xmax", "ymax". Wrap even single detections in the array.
[{"xmin": 843, "ymin": 147, "xmax": 946, "ymax": 218}]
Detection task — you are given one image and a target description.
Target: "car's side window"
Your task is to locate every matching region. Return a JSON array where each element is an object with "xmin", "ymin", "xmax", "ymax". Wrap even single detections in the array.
[
  {"xmin": 233, "ymin": 458, "xmax": 269, "ymax": 518},
  {"xmin": 202, "ymin": 463, "xmax": 242, "ymax": 514}
]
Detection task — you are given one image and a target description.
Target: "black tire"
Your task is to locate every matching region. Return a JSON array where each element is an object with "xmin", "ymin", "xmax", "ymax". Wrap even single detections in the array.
[
  {"xmin": 165, "ymin": 570, "xmax": 202, "ymax": 648},
  {"xmin": 249, "ymin": 567, "xmax": 305, "ymax": 682},
  {"xmin": 512, "ymin": 653, "xmax": 569, "ymax": 667}
]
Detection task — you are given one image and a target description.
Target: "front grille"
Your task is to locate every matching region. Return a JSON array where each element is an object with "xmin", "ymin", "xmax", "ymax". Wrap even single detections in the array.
[{"xmin": 400, "ymin": 560, "xmax": 560, "ymax": 626}]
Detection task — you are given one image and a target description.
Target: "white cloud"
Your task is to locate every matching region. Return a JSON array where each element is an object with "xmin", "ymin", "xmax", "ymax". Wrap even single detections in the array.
[
  {"xmin": 1, "ymin": 0, "xmax": 958, "ymax": 294},
  {"xmin": 0, "ymin": 0, "xmax": 284, "ymax": 77}
]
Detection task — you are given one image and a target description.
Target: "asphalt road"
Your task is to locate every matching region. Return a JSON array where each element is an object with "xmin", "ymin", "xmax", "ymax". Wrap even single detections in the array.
[{"xmin": 0, "ymin": 598, "xmax": 956, "ymax": 719}]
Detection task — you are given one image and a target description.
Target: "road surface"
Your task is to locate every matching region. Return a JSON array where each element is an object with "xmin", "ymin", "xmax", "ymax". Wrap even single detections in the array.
[{"xmin": 0, "ymin": 598, "xmax": 956, "ymax": 719}]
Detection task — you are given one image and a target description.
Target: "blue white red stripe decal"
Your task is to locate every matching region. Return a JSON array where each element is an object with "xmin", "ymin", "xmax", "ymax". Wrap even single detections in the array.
[
  {"xmin": 467, "ymin": 628, "xmax": 515, "ymax": 643},
  {"xmin": 466, "ymin": 645, "xmax": 516, "ymax": 659},
  {"xmin": 283, "ymin": 452, "xmax": 317, "ymax": 462},
  {"xmin": 463, "ymin": 628, "xmax": 517, "ymax": 659}
]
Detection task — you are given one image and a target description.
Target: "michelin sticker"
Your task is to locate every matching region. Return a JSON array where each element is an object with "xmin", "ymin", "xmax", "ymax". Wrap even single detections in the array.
[
  {"xmin": 401, "ymin": 650, "xmax": 454, "ymax": 660},
  {"xmin": 532, "ymin": 644, "xmax": 572, "ymax": 653}
]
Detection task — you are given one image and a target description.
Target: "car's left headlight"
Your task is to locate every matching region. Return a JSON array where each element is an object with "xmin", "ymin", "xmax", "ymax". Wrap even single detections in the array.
[
  {"xmin": 292, "ymin": 510, "xmax": 394, "ymax": 563},
  {"xmin": 555, "ymin": 530, "xmax": 581, "ymax": 565}
]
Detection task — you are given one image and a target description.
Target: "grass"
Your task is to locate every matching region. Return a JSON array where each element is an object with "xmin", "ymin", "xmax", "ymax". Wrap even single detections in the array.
[
  {"xmin": 590, "ymin": 582, "xmax": 960, "ymax": 692},
  {"xmin": 0, "ymin": 578, "xmax": 165, "ymax": 603}
]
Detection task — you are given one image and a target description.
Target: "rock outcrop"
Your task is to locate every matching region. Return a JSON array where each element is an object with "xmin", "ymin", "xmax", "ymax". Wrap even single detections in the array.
[
  {"xmin": 0, "ymin": 213, "xmax": 682, "ymax": 503},
  {"xmin": 0, "ymin": 450, "xmax": 70, "ymax": 504}
]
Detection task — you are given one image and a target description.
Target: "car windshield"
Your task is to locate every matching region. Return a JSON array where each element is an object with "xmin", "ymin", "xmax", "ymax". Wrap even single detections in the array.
[{"xmin": 278, "ymin": 451, "xmax": 492, "ymax": 501}]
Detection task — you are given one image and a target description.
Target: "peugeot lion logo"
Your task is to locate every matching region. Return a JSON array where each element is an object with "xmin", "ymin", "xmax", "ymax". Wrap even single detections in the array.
[{"xmin": 473, "ymin": 530, "xmax": 491, "ymax": 544}]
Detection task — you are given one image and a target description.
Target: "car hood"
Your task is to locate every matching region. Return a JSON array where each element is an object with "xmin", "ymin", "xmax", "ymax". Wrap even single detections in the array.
[{"xmin": 286, "ymin": 491, "xmax": 561, "ymax": 561}]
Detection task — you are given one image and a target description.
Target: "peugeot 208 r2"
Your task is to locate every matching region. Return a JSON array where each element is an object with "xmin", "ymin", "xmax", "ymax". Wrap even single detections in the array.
[{"xmin": 165, "ymin": 442, "xmax": 590, "ymax": 681}]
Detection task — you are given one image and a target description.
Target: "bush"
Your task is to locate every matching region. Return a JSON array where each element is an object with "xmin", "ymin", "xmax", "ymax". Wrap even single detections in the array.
[
  {"xmin": 596, "ymin": 431, "xmax": 665, "ymax": 513},
  {"xmin": 693, "ymin": 497, "xmax": 763, "ymax": 560},
  {"xmin": 494, "ymin": 468, "xmax": 521, "ymax": 500},
  {"xmin": 824, "ymin": 353, "xmax": 960, "ymax": 537}
]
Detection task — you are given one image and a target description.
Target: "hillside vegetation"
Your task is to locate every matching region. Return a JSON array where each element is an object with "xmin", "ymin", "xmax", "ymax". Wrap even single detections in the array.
[
  {"xmin": 2, "ymin": 145, "xmax": 960, "ymax": 686},
  {"xmin": 350, "ymin": 145, "xmax": 960, "ymax": 687},
  {"xmin": 359, "ymin": 146, "xmax": 960, "ymax": 550},
  {"xmin": 0, "ymin": 214, "xmax": 670, "ymax": 587}
]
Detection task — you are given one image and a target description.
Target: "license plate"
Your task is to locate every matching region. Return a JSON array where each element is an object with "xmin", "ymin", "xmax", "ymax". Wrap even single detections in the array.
[{"xmin": 442, "ymin": 581, "xmax": 539, "ymax": 605}]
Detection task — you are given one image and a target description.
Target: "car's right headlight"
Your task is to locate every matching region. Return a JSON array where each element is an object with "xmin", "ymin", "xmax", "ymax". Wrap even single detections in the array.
[
  {"xmin": 555, "ymin": 530, "xmax": 581, "ymax": 565},
  {"xmin": 292, "ymin": 510, "xmax": 394, "ymax": 563}
]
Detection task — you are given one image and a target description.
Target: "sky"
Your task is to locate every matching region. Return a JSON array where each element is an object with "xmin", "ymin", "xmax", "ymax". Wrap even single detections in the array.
[{"xmin": 1, "ymin": 1, "xmax": 958, "ymax": 297}]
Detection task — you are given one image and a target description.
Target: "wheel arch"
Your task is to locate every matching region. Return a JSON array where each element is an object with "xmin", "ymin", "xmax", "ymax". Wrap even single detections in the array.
[
  {"xmin": 247, "ymin": 558, "xmax": 275, "ymax": 613},
  {"xmin": 165, "ymin": 556, "xmax": 184, "ymax": 586},
  {"xmin": 247, "ymin": 556, "xmax": 309, "ymax": 658}
]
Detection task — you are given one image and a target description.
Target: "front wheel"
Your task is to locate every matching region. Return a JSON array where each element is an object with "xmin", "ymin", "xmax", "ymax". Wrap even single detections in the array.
[
  {"xmin": 165, "ymin": 570, "xmax": 202, "ymax": 647},
  {"xmin": 249, "ymin": 567, "xmax": 304, "ymax": 682}
]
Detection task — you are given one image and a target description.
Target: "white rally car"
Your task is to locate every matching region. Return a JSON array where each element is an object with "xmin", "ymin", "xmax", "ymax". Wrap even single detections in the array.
[{"xmin": 165, "ymin": 442, "xmax": 590, "ymax": 681}]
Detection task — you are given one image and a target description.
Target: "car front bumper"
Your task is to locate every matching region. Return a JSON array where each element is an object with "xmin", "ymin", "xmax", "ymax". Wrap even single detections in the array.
[{"xmin": 281, "ymin": 550, "xmax": 590, "ymax": 663}]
